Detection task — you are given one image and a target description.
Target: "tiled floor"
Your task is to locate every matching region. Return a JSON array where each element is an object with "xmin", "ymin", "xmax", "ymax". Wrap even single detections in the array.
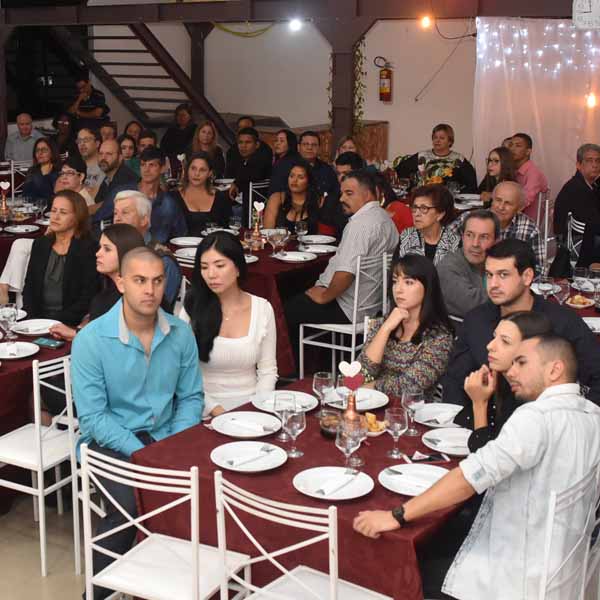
[{"xmin": 0, "ymin": 495, "xmax": 84, "ymax": 600}]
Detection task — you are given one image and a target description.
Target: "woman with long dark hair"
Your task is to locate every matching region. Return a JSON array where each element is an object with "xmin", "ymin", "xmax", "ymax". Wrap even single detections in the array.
[
  {"xmin": 358, "ymin": 254, "xmax": 454, "ymax": 399},
  {"xmin": 183, "ymin": 231, "xmax": 277, "ymax": 416},
  {"xmin": 23, "ymin": 137, "xmax": 61, "ymax": 208},
  {"xmin": 263, "ymin": 160, "xmax": 321, "ymax": 233},
  {"xmin": 124, "ymin": 120, "xmax": 143, "ymax": 142},
  {"xmin": 268, "ymin": 129, "xmax": 299, "ymax": 196},
  {"xmin": 477, "ymin": 146, "xmax": 517, "ymax": 203},
  {"xmin": 50, "ymin": 112, "xmax": 78, "ymax": 158},
  {"xmin": 118, "ymin": 133, "xmax": 140, "ymax": 176}
]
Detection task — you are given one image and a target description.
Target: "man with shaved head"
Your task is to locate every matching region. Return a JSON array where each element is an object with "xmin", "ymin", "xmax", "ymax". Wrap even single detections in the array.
[
  {"xmin": 3, "ymin": 112, "xmax": 43, "ymax": 161},
  {"xmin": 72, "ymin": 246, "xmax": 203, "ymax": 598}
]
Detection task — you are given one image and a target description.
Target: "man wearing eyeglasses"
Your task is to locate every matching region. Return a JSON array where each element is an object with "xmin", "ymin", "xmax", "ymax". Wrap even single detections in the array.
[
  {"xmin": 76, "ymin": 128, "xmax": 104, "ymax": 193},
  {"xmin": 298, "ymin": 130, "xmax": 339, "ymax": 198}
]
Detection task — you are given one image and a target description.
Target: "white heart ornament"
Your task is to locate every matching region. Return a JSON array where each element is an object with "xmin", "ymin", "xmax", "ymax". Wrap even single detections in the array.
[
  {"xmin": 339, "ymin": 360, "xmax": 361, "ymax": 377},
  {"xmin": 253, "ymin": 201, "xmax": 265, "ymax": 213},
  {"xmin": 0, "ymin": 182, "xmax": 10, "ymax": 191},
  {"xmin": 177, "ymin": 154, "xmax": 186, "ymax": 162}
]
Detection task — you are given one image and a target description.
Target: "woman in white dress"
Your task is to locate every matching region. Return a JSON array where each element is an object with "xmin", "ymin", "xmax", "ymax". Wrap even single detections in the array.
[{"xmin": 183, "ymin": 231, "xmax": 278, "ymax": 417}]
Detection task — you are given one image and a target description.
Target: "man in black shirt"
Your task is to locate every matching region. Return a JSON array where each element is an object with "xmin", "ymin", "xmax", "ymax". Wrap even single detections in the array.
[
  {"xmin": 298, "ymin": 130, "xmax": 339, "ymax": 199},
  {"xmin": 68, "ymin": 74, "xmax": 110, "ymax": 132},
  {"xmin": 442, "ymin": 238, "xmax": 600, "ymax": 406},
  {"xmin": 225, "ymin": 115, "xmax": 273, "ymax": 171}
]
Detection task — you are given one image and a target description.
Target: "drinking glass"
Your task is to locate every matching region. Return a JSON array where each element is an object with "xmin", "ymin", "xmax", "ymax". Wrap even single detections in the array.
[
  {"xmin": 385, "ymin": 407, "xmax": 408, "ymax": 459},
  {"xmin": 275, "ymin": 230, "xmax": 290, "ymax": 257},
  {"xmin": 348, "ymin": 418, "xmax": 368, "ymax": 469},
  {"xmin": 243, "ymin": 230, "xmax": 254, "ymax": 255},
  {"xmin": 312, "ymin": 371, "xmax": 333, "ymax": 418},
  {"xmin": 267, "ymin": 228, "xmax": 287, "ymax": 257},
  {"xmin": 295, "ymin": 220, "xmax": 308, "ymax": 241},
  {"xmin": 553, "ymin": 280, "xmax": 570, "ymax": 305},
  {"xmin": 335, "ymin": 421, "xmax": 361, "ymax": 469},
  {"xmin": 0, "ymin": 303, "xmax": 18, "ymax": 340},
  {"xmin": 335, "ymin": 374, "xmax": 351, "ymax": 409},
  {"xmin": 283, "ymin": 410, "xmax": 306, "ymax": 458},
  {"xmin": 590, "ymin": 265, "xmax": 600, "ymax": 294},
  {"xmin": 402, "ymin": 391, "xmax": 424, "ymax": 437},
  {"xmin": 573, "ymin": 267, "xmax": 589, "ymax": 295},
  {"xmin": 229, "ymin": 216, "xmax": 242, "ymax": 234},
  {"xmin": 537, "ymin": 276, "xmax": 555, "ymax": 300},
  {"xmin": 273, "ymin": 392, "xmax": 294, "ymax": 442}
]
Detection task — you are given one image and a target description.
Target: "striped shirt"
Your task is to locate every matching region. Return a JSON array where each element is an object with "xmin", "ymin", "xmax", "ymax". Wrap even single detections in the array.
[{"xmin": 317, "ymin": 201, "xmax": 399, "ymax": 320}]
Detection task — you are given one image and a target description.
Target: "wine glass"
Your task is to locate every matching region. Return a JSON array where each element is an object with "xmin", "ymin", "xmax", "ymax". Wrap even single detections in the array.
[
  {"xmin": 0, "ymin": 303, "xmax": 18, "ymax": 340},
  {"xmin": 402, "ymin": 391, "xmax": 424, "ymax": 437},
  {"xmin": 537, "ymin": 276, "xmax": 555, "ymax": 300},
  {"xmin": 295, "ymin": 220, "xmax": 308, "ymax": 244},
  {"xmin": 275, "ymin": 229, "xmax": 290, "ymax": 257},
  {"xmin": 229, "ymin": 216, "xmax": 242, "ymax": 234},
  {"xmin": 312, "ymin": 371, "xmax": 333, "ymax": 418},
  {"xmin": 283, "ymin": 410, "xmax": 306, "ymax": 458},
  {"xmin": 553, "ymin": 280, "xmax": 570, "ymax": 305},
  {"xmin": 335, "ymin": 374, "xmax": 351, "ymax": 409},
  {"xmin": 573, "ymin": 267, "xmax": 589, "ymax": 295},
  {"xmin": 335, "ymin": 421, "xmax": 361, "ymax": 470},
  {"xmin": 348, "ymin": 418, "xmax": 368, "ymax": 469},
  {"xmin": 385, "ymin": 407, "xmax": 408, "ymax": 459},
  {"xmin": 243, "ymin": 230, "xmax": 254, "ymax": 256},
  {"xmin": 273, "ymin": 392, "xmax": 294, "ymax": 442}
]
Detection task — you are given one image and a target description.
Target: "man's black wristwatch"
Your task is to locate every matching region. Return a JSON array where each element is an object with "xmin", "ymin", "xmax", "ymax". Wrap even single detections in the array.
[{"xmin": 392, "ymin": 505, "xmax": 407, "ymax": 526}]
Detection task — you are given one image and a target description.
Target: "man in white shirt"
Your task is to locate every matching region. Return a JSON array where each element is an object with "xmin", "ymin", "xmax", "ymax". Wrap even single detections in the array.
[
  {"xmin": 3, "ymin": 113, "xmax": 43, "ymax": 161},
  {"xmin": 354, "ymin": 333, "xmax": 600, "ymax": 600}
]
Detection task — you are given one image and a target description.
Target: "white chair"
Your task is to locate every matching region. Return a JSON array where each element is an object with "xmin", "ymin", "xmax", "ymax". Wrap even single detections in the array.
[
  {"xmin": 539, "ymin": 461, "xmax": 600, "ymax": 599},
  {"xmin": 12, "ymin": 159, "xmax": 33, "ymax": 198},
  {"xmin": 567, "ymin": 212, "xmax": 586, "ymax": 262},
  {"xmin": 0, "ymin": 356, "xmax": 80, "ymax": 576},
  {"xmin": 299, "ymin": 253, "xmax": 391, "ymax": 379},
  {"xmin": 174, "ymin": 275, "xmax": 191, "ymax": 316},
  {"xmin": 248, "ymin": 179, "xmax": 271, "ymax": 228},
  {"xmin": 80, "ymin": 444, "xmax": 250, "ymax": 600},
  {"xmin": 214, "ymin": 470, "xmax": 392, "ymax": 599}
]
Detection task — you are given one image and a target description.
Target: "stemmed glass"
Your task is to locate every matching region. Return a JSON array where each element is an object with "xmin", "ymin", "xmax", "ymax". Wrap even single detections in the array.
[
  {"xmin": 348, "ymin": 418, "xmax": 368, "ymax": 469},
  {"xmin": 273, "ymin": 392, "xmax": 294, "ymax": 442},
  {"xmin": 553, "ymin": 280, "xmax": 570, "ymax": 305},
  {"xmin": 335, "ymin": 421, "xmax": 362, "ymax": 470},
  {"xmin": 295, "ymin": 221, "xmax": 308, "ymax": 248},
  {"xmin": 402, "ymin": 391, "xmax": 424, "ymax": 437},
  {"xmin": 0, "ymin": 303, "xmax": 18, "ymax": 340},
  {"xmin": 229, "ymin": 216, "xmax": 242, "ymax": 234},
  {"xmin": 313, "ymin": 371, "xmax": 333, "ymax": 418},
  {"xmin": 573, "ymin": 267, "xmax": 589, "ymax": 295},
  {"xmin": 243, "ymin": 230, "xmax": 254, "ymax": 258},
  {"xmin": 283, "ymin": 410, "xmax": 306, "ymax": 458},
  {"xmin": 385, "ymin": 407, "xmax": 408, "ymax": 459},
  {"xmin": 275, "ymin": 230, "xmax": 290, "ymax": 257},
  {"xmin": 537, "ymin": 276, "xmax": 555, "ymax": 300},
  {"xmin": 335, "ymin": 374, "xmax": 351, "ymax": 409}
]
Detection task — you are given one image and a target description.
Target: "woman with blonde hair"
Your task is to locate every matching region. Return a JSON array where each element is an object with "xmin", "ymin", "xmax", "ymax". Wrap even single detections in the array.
[{"xmin": 188, "ymin": 119, "xmax": 225, "ymax": 178}]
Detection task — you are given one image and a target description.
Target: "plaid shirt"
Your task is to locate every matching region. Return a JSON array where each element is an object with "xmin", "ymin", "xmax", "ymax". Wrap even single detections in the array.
[{"xmin": 500, "ymin": 213, "xmax": 544, "ymax": 273}]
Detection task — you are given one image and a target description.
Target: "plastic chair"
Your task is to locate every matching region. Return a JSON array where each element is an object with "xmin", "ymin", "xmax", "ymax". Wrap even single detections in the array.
[
  {"xmin": 0, "ymin": 356, "xmax": 79, "ymax": 576},
  {"xmin": 539, "ymin": 461, "xmax": 600, "ymax": 599},
  {"xmin": 248, "ymin": 179, "xmax": 271, "ymax": 228},
  {"xmin": 80, "ymin": 445, "xmax": 250, "ymax": 600},
  {"xmin": 214, "ymin": 470, "xmax": 392, "ymax": 599}
]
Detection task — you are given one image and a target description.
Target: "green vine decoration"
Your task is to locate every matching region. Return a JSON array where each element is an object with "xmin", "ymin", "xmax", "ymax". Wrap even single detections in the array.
[
  {"xmin": 353, "ymin": 36, "xmax": 367, "ymax": 135},
  {"xmin": 327, "ymin": 53, "xmax": 333, "ymax": 126}
]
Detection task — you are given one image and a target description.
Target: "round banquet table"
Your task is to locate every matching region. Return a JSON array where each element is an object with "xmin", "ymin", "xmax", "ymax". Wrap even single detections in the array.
[{"xmin": 132, "ymin": 378, "xmax": 463, "ymax": 600}]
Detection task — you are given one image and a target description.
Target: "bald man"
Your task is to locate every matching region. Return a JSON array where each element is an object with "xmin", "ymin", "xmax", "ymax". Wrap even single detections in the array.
[{"xmin": 3, "ymin": 112, "xmax": 43, "ymax": 161}]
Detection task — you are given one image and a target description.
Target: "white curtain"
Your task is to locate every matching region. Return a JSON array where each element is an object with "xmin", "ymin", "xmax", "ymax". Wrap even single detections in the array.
[{"xmin": 473, "ymin": 17, "xmax": 600, "ymax": 198}]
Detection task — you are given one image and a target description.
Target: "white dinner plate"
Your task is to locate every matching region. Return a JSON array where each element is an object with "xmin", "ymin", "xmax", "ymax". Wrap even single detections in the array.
[
  {"xmin": 210, "ymin": 441, "xmax": 287, "ymax": 473},
  {"xmin": 572, "ymin": 279, "xmax": 595, "ymax": 293},
  {"xmin": 531, "ymin": 282, "xmax": 561, "ymax": 296},
  {"xmin": 455, "ymin": 194, "xmax": 481, "ymax": 202},
  {"xmin": 211, "ymin": 411, "xmax": 281, "ymax": 439},
  {"xmin": 299, "ymin": 244, "xmax": 336, "ymax": 254},
  {"xmin": 201, "ymin": 228, "xmax": 238, "ymax": 236},
  {"xmin": 422, "ymin": 428, "xmax": 471, "ymax": 456},
  {"xmin": 251, "ymin": 391, "xmax": 318, "ymax": 414},
  {"xmin": 566, "ymin": 297, "xmax": 594, "ymax": 309},
  {"xmin": 325, "ymin": 387, "xmax": 389, "ymax": 411},
  {"xmin": 245, "ymin": 254, "xmax": 258, "ymax": 264},
  {"xmin": 174, "ymin": 248, "xmax": 196, "ymax": 260},
  {"xmin": 4, "ymin": 224, "xmax": 40, "ymax": 234},
  {"xmin": 0, "ymin": 341, "xmax": 40, "ymax": 360},
  {"xmin": 11, "ymin": 318, "xmax": 60, "ymax": 336},
  {"xmin": 300, "ymin": 235, "xmax": 337, "ymax": 245},
  {"xmin": 414, "ymin": 403, "xmax": 463, "ymax": 428},
  {"xmin": 214, "ymin": 178, "xmax": 235, "ymax": 185},
  {"xmin": 378, "ymin": 464, "xmax": 450, "ymax": 497},
  {"xmin": 274, "ymin": 251, "xmax": 317, "ymax": 263},
  {"xmin": 170, "ymin": 236, "xmax": 203, "ymax": 247},
  {"xmin": 583, "ymin": 317, "xmax": 600, "ymax": 333},
  {"xmin": 35, "ymin": 218, "xmax": 50, "ymax": 226},
  {"xmin": 293, "ymin": 466, "xmax": 374, "ymax": 501},
  {"xmin": 260, "ymin": 228, "xmax": 283, "ymax": 237}
]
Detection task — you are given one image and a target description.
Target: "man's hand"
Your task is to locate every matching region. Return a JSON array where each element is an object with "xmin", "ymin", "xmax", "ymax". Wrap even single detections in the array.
[
  {"xmin": 49, "ymin": 323, "xmax": 77, "ymax": 342},
  {"xmin": 229, "ymin": 183, "xmax": 239, "ymax": 201},
  {"xmin": 464, "ymin": 365, "xmax": 496, "ymax": 407},
  {"xmin": 305, "ymin": 286, "xmax": 328, "ymax": 304},
  {"xmin": 353, "ymin": 510, "xmax": 400, "ymax": 539}
]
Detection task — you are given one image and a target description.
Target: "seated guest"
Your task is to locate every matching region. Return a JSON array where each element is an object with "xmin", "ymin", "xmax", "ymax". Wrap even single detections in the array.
[
  {"xmin": 186, "ymin": 120, "xmax": 225, "ymax": 179},
  {"xmin": 55, "ymin": 154, "xmax": 94, "ymax": 206},
  {"xmin": 72, "ymin": 246, "xmax": 203, "ymax": 598},
  {"xmin": 353, "ymin": 333, "xmax": 600, "ymax": 600},
  {"xmin": 553, "ymin": 143, "xmax": 600, "ymax": 237},
  {"xmin": 160, "ymin": 103, "xmax": 196, "ymax": 165},
  {"xmin": 112, "ymin": 190, "xmax": 182, "ymax": 307},
  {"xmin": 477, "ymin": 146, "xmax": 516, "ymax": 203},
  {"xmin": 395, "ymin": 184, "xmax": 460, "ymax": 265},
  {"xmin": 23, "ymin": 138, "xmax": 60, "ymax": 208},
  {"xmin": 50, "ymin": 112, "xmax": 78, "ymax": 158},
  {"xmin": 358, "ymin": 254, "xmax": 453, "ymax": 400},
  {"xmin": 267, "ymin": 129, "xmax": 299, "ymax": 196},
  {"xmin": 67, "ymin": 73, "xmax": 110, "ymax": 131},
  {"xmin": 117, "ymin": 133, "xmax": 140, "ymax": 176},
  {"xmin": 76, "ymin": 128, "xmax": 104, "ymax": 192},
  {"xmin": 298, "ymin": 130, "xmax": 339, "ymax": 198},
  {"xmin": 225, "ymin": 115, "xmax": 273, "ymax": 172},
  {"xmin": 4, "ymin": 112, "xmax": 43, "ymax": 161},
  {"xmin": 137, "ymin": 129, "xmax": 158, "ymax": 155},
  {"xmin": 173, "ymin": 152, "xmax": 232, "ymax": 236},
  {"xmin": 395, "ymin": 123, "xmax": 477, "ymax": 192},
  {"xmin": 22, "ymin": 190, "xmax": 98, "ymax": 326},
  {"xmin": 374, "ymin": 171, "xmax": 413, "ymax": 234},
  {"xmin": 334, "ymin": 135, "xmax": 359, "ymax": 159},
  {"xmin": 437, "ymin": 209, "xmax": 499, "ymax": 318},
  {"xmin": 263, "ymin": 160, "xmax": 320, "ymax": 234},
  {"xmin": 94, "ymin": 139, "xmax": 139, "ymax": 211},
  {"xmin": 442, "ymin": 239, "xmax": 600, "ymax": 406},
  {"xmin": 183, "ymin": 232, "xmax": 277, "ymax": 417},
  {"xmin": 99, "ymin": 123, "xmax": 116, "ymax": 142},
  {"xmin": 511, "ymin": 132, "xmax": 549, "ymax": 221},
  {"xmin": 284, "ymin": 170, "xmax": 399, "ymax": 364},
  {"xmin": 124, "ymin": 120, "xmax": 143, "ymax": 143},
  {"xmin": 490, "ymin": 180, "xmax": 544, "ymax": 271}
]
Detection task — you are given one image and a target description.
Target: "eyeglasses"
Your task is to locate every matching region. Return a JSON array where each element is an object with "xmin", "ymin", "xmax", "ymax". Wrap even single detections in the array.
[
  {"xmin": 487, "ymin": 158, "xmax": 501, "ymax": 164},
  {"xmin": 59, "ymin": 170, "xmax": 79, "ymax": 177},
  {"xmin": 35, "ymin": 147, "xmax": 50, "ymax": 153},
  {"xmin": 57, "ymin": 120, "xmax": 70, "ymax": 125},
  {"xmin": 410, "ymin": 204, "xmax": 436, "ymax": 214},
  {"xmin": 76, "ymin": 137, "xmax": 95, "ymax": 144},
  {"xmin": 300, "ymin": 142, "xmax": 319, "ymax": 148}
]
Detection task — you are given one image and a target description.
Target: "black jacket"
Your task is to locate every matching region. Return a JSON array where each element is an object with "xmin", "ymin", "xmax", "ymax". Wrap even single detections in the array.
[
  {"xmin": 442, "ymin": 294, "xmax": 600, "ymax": 406},
  {"xmin": 22, "ymin": 235, "xmax": 99, "ymax": 326},
  {"xmin": 94, "ymin": 162, "xmax": 139, "ymax": 206},
  {"xmin": 553, "ymin": 170, "xmax": 600, "ymax": 236}
]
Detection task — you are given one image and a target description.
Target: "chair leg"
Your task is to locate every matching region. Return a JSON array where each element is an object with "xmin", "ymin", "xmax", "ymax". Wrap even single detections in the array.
[
  {"xmin": 299, "ymin": 325, "xmax": 305, "ymax": 380},
  {"xmin": 72, "ymin": 470, "xmax": 81, "ymax": 575},
  {"xmin": 37, "ymin": 469, "xmax": 47, "ymax": 576},
  {"xmin": 32, "ymin": 472, "xmax": 39, "ymax": 522},
  {"xmin": 331, "ymin": 332, "xmax": 336, "ymax": 375},
  {"xmin": 55, "ymin": 465, "xmax": 63, "ymax": 515}
]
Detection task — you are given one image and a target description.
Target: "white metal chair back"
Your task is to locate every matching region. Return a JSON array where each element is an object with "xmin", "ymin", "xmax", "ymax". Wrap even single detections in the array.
[
  {"xmin": 80, "ymin": 443, "xmax": 200, "ymax": 600},
  {"xmin": 174, "ymin": 275, "xmax": 191, "ymax": 316},
  {"xmin": 382, "ymin": 252, "xmax": 393, "ymax": 315},
  {"xmin": 12, "ymin": 159, "xmax": 32, "ymax": 198},
  {"xmin": 567, "ymin": 212, "xmax": 586, "ymax": 261},
  {"xmin": 534, "ymin": 190, "xmax": 554, "ymax": 270},
  {"xmin": 538, "ymin": 461, "xmax": 600, "ymax": 599},
  {"xmin": 248, "ymin": 179, "xmax": 271, "ymax": 228},
  {"xmin": 215, "ymin": 470, "xmax": 338, "ymax": 600},
  {"xmin": 99, "ymin": 218, "xmax": 113, "ymax": 232}
]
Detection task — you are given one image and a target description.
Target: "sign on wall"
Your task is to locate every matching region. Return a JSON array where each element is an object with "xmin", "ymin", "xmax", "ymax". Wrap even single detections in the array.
[{"xmin": 574, "ymin": 0, "xmax": 600, "ymax": 29}]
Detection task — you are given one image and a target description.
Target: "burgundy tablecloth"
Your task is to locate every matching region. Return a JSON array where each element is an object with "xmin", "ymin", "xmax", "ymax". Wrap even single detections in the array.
[
  {"xmin": 133, "ymin": 379, "xmax": 462, "ymax": 600},
  {"xmin": 176, "ymin": 244, "xmax": 330, "ymax": 377}
]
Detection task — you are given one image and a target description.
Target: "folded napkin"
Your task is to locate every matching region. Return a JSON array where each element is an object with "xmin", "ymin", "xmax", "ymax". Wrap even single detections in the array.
[
  {"xmin": 315, "ymin": 474, "xmax": 356, "ymax": 496},
  {"xmin": 227, "ymin": 452, "xmax": 265, "ymax": 467},
  {"xmin": 392, "ymin": 475, "xmax": 432, "ymax": 490},
  {"xmin": 7, "ymin": 342, "xmax": 18, "ymax": 357},
  {"xmin": 229, "ymin": 418, "xmax": 267, "ymax": 433},
  {"xmin": 422, "ymin": 410, "xmax": 458, "ymax": 425}
]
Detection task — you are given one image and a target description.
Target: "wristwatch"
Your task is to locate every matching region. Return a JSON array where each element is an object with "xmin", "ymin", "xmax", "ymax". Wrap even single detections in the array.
[{"xmin": 392, "ymin": 505, "xmax": 407, "ymax": 526}]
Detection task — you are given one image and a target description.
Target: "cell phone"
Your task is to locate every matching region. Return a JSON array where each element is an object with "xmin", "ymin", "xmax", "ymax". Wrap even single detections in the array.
[{"xmin": 33, "ymin": 337, "xmax": 65, "ymax": 349}]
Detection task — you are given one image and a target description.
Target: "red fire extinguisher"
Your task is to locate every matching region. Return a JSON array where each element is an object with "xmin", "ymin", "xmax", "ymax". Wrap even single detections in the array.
[{"xmin": 375, "ymin": 56, "xmax": 393, "ymax": 103}]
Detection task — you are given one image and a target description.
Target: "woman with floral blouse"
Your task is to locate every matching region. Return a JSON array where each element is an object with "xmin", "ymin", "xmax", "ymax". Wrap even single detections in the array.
[{"xmin": 358, "ymin": 254, "xmax": 454, "ymax": 400}]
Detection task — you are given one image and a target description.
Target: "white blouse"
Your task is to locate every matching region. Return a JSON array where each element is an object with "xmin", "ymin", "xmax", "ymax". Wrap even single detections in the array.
[{"xmin": 181, "ymin": 294, "xmax": 278, "ymax": 416}]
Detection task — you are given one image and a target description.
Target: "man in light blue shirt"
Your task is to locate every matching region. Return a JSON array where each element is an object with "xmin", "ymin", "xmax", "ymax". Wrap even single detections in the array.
[
  {"xmin": 72, "ymin": 245, "xmax": 203, "ymax": 599},
  {"xmin": 3, "ymin": 113, "xmax": 43, "ymax": 161}
]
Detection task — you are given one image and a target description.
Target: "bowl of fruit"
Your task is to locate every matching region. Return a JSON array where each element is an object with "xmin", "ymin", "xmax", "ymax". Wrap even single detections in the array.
[{"xmin": 365, "ymin": 412, "xmax": 387, "ymax": 437}]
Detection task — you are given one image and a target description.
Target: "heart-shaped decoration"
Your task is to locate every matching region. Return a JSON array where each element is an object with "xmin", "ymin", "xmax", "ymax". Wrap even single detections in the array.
[
  {"xmin": 343, "ymin": 373, "xmax": 365, "ymax": 391},
  {"xmin": 253, "ymin": 201, "xmax": 265, "ymax": 213},
  {"xmin": 177, "ymin": 154, "xmax": 186, "ymax": 162},
  {"xmin": 0, "ymin": 182, "xmax": 10, "ymax": 191},
  {"xmin": 339, "ymin": 360, "xmax": 361, "ymax": 377}
]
